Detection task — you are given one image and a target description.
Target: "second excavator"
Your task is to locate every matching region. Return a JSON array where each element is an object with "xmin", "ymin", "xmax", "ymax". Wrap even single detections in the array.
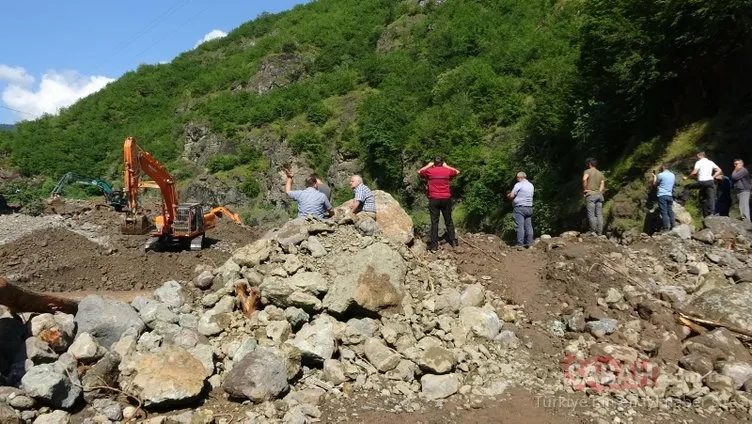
[{"xmin": 121, "ymin": 136, "xmax": 241, "ymax": 251}]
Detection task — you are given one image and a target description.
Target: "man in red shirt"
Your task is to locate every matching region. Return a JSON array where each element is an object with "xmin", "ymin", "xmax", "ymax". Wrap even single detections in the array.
[{"xmin": 418, "ymin": 156, "xmax": 460, "ymax": 252}]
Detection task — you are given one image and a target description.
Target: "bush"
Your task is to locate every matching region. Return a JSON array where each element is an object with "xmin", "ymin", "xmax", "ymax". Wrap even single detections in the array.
[
  {"xmin": 207, "ymin": 155, "xmax": 241, "ymax": 173},
  {"xmin": 239, "ymin": 179, "xmax": 261, "ymax": 198}
]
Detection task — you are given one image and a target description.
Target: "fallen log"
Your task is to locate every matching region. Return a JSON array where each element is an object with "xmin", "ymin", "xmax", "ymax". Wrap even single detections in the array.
[{"xmin": 0, "ymin": 276, "xmax": 79, "ymax": 315}]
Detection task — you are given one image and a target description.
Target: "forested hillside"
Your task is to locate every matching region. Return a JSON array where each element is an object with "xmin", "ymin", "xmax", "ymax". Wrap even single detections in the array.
[{"xmin": 1, "ymin": 0, "xmax": 751, "ymax": 236}]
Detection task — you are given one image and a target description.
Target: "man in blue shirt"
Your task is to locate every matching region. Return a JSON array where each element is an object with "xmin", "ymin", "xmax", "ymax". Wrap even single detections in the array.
[
  {"xmin": 285, "ymin": 169, "xmax": 333, "ymax": 219},
  {"xmin": 507, "ymin": 171, "xmax": 534, "ymax": 249},
  {"xmin": 652, "ymin": 164, "xmax": 676, "ymax": 231}
]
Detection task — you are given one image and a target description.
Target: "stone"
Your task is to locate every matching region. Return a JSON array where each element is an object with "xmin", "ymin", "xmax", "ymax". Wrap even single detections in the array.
[
  {"xmin": 274, "ymin": 219, "xmax": 310, "ymax": 249},
  {"xmin": 8, "ymin": 394, "xmax": 35, "ymax": 410},
  {"xmin": 563, "ymin": 311, "xmax": 586, "ymax": 332},
  {"xmin": 420, "ymin": 373, "xmax": 460, "ymax": 400},
  {"xmin": 306, "ymin": 236, "xmax": 327, "ymax": 258},
  {"xmin": 260, "ymin": 273, "xmax": 328, "ymax": 312},
  {"xmin": 418, "ymin": 347, "xmax": 455, "ymax": 374},
  {"xmin": 188, "ymin": 344, "xmax": 215, "ymax": 376},
  {"xmin": 692, "ymin": 229, "xmax": 715, "ymax": 244},
  {"xmin": 734, "ymin": 268, "xmax": 752, "ymax": 283},
  {"xmin": 457, "ymin": 307, "xmax": 501, "ymax": 341},
  {"xmin": 460, "ymin": 284, "xmax": 484, "ymax": 308},
  {"xmin": 75, "ymin": 295, "xmax": 145, "ymax": 349},
  {"xmin": 222, "ymin": 349, "xmax": 288, "ymax": 403},
  {"xmin": 494, "ymin": 330, "xmax": 521, "ymax": 349},
  {"xmin": 655, "ymin": 286, "xmax": 687, "ymax": 305},
  {"xmin": 671, "ymin": 224, "xmax": 692, "ymax": 240},
  {"xmin": 687, "ymin": 262, "xmax": 710, "ymax": 276},
  {"xmin": 604, "ymin": 288, "xmax": 623, "ymax": 304},
  {"xmin": 716, "ymin": 361, "xmax": 752, "ymax": 389},
  {"xmin": 0, "ymin": 403, "xmax": 20, "ymax": 423},
  {"xmin": 434, "ymin": 289, "xmax": 461, "ymax": 314},
  {"xmin": 284, "ymin": 307, "xmax": 309, "ymax": 329},
  {"xmin": 232, "ymin": 238, "xmax": 274, "ymax": 267},
  {"xmin": 26, "ymin": 337, "xmax": 58, "ymax": 364},
  {"xmin": 704, "ymin": 372, "xmax": 735, "ymax": 393},
  {"xmin": 30, "ymin": 313, "xmax": 76, "ymax": 353},
  {"xmin": 686, "ymin": 328, "xmax": 752, "ymax": 363},
  {"xmin": 321, "ymin": 359, "xmax": 347, "ymax": 385},
  {"xmin": 283, "ymin": 255, "xmax": 304, "ymax": 275},
  {"xmin": 92, "ymin": 398, "xmax": 123, "ymax": 421},
  {"xmin": 342, "ymin": 318, "xmax": 378, "ymax": 345},
  {"xmin": 679, "ymin": 354, "xmax": 714, "ymax": 376},
  {"xmin": 364, "ymin": 338, "xmax": 401, "ymax": 372},
  {"xmin": 124, "ymin": 346, "xmax": 207, "ymax": 407},
  {"xmin": 266, "ymin": 320, "xmax": 293, "ymax": 342},
  {"xmin": 68, "ymin": 333, "xmax": 106, "ymax": 364},
  {"xmin": 355, "ymin": 217, "xmax": 378, "ymax": 236},
  {"xmin": 139, "ymin": 301, "xmax": 178, "ymax": 328},
  {"xmin": 291, "ymin": 315, "xmax": 336, "ymax": 364},
  {"xmin": 673, "ymin": 203, "xmax": 693, "ymax": 226},
  {"xmin": 154, "ymin": 281, "xmax": 186, "ymax": 308},
  {"xmin": 194, "ymin": 270, "xmax": 214, "ymax": 290},
  {"xmin": 586, "ymin": 318, "xmax": 618, "ymax": 336},
  {"xmin": 229, "ymin": 337, "xmax": 258, "ymax": 362},
  {"xmin": 589, "ymin": 344, "xmax": 639, "ymax": 363},
  {"xmin": 323, "ymin": 243, "xmax": 407, "ymax": 316},
  {"xmin": 21, "ymin": 362, "xmax": 81, "ymax": 409},
  {"xmin": 82, "ymin": 352, "xmax": 120, "ymax": 403},
  {"xmin": 197, "ymin": 310, "xmax": 230, "ymax": 336},
  {"xmin": 32, "ymin": 410, "xmax": 69, "ymax": 424},
  {"xmin": 690, "ymin": 283, "xmax": 752, "ymax": 330},
  {"xmin": 703, "ymin": 216, "xmax": 752, "ymax": 240},
  {"xmin": 372, "ymin": 190, "xmax": 414, "ymax": 245}
]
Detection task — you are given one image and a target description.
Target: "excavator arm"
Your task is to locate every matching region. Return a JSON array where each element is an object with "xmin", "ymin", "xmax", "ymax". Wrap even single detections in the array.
[{"xmin": 122, "ymin": 137, "xmax": 179, "ymax": 235}]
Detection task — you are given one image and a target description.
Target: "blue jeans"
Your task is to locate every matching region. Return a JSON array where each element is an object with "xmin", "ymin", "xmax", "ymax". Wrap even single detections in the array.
[
  {"xmin": 657, "ymin": 195, "xmax": 676, "ymax": 230},
  {"xmin": 586, "ymin": 193, "xmax": 604, "ymax": 235},
  {"xmin": 512, "ymin": 205, "xmax": 533, "ymax": 246}
]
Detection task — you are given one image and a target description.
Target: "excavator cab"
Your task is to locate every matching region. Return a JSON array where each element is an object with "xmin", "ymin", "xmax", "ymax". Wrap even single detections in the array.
[{"xmin": 173, "ymin": 203, "xmax": 206, "ymax": 251}]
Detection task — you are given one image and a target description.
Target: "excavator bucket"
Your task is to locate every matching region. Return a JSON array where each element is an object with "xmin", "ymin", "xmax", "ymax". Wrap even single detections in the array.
[{"xmin": 121, "ymin": 212, "xmax": 153, "ymax": 235}]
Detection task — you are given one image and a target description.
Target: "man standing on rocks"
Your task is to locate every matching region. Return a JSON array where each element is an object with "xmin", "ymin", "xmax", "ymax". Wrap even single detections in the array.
[
  {"xmin": 679, "ymin": 151, "xmax": 722, "ymax": 217},
  {"xmin": 348, "ymin": 175, "xmax": 376, "ymax": 219},
  {"xmin": 582, "ymin": 158, "xmax": 605, "ymax": 235},
  {"xmin": 285, "ymin": 169, "xmax": 333, "ymax": 219},
  {"xmin": 507, "ymin": 171, "xmax": 534, "ymax": 249},
  {"xmin": 732, "ymin": 159, "xmax": 751, "ymax": 222},
  {"xmin": 652, "ymin": 164, "xmax": 676, "ymax": 231},
  {"xmin": 418, "ymin": 156, "xmax": 460, "ymax": 252}
]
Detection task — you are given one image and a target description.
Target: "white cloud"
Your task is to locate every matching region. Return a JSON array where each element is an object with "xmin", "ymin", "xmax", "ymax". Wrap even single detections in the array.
[
  {"xmin": 194, "ymin": 29, "xmax": 227, "ymax": 48},
  {"xmin": 0, "ymin": 66, "xmax": 114, "ymax": 120},
  {"xmin": 0, "ymin": 65, "xmax": 34, "ymax": 87}
]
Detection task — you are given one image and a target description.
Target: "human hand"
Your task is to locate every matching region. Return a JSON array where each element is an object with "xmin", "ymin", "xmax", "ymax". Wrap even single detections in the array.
[{"xmin": 283, "ymin": 168, "xmax": 294, "ymax": 178}]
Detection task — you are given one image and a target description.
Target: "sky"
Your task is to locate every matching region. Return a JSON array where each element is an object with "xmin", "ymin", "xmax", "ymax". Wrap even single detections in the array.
[{"xmin": 0, "ymin": 0, "xmax": 309, "ymax": 124}]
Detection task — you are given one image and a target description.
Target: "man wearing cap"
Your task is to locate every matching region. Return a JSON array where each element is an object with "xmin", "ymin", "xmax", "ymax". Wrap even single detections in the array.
[
  {"xmin": 418, "ymin": 156, "xmax": 460, "ymax": 252},
  {"xmin": 507, "ymin": 171, "xmax": 534, "ymax": 249}
]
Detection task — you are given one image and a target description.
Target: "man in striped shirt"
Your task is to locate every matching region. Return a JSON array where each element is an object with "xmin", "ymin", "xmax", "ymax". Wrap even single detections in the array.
[
  {"xmin": 285, "ymin": 169, "xmax": 333, "ymax": 219},
  {"xmin": 349, "ymin": 175, "xmax": 376, "ymax": 218}
]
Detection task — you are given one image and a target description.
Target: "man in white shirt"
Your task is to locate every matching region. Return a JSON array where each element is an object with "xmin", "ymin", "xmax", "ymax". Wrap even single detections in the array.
[{"xmin": 678, "ymin": 151, "xmax": 722, "ymax": 217}]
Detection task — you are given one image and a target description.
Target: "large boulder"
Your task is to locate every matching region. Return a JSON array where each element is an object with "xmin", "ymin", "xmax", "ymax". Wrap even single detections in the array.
[
  {"xmin": 122, "ymin": 346, "xmax": 207, "ymax": 407},
  {"xmin": 259, "ymin": 272, "xmax": 329, "ymax": 312},
  {"xmin": 222, "ymin": 348, "xmax": 289, "ymax": 403},
  {"xmin": 689, "ymin": 283, "xmax": 752, "ymax": 330},
  {"xmin": 232, "ymin": 239, "xmax": 274, "ymax": 268},
  {"xmin": 703, "ymin": 216, "xmax": 752, "ymax": 241},
  {"xmin": 291, "ymin": 315, "xmax": 336, "ymax": 364},
  {"xmin": 323, "ymin": 243, "xmax": 407, "ymax": 316},
  {"xmin": 75, "ymin": 296, "xmax": 145, "ymax": 349},
  {"xmin": 21, "ymin": 360, "xmax": 81, "ymax": 409}
]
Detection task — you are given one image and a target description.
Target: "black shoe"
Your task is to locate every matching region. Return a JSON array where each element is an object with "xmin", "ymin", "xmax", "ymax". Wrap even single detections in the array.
[
  {"xmin": 450, "ymin": 240, "xmax": 459, "ymax": 247},
  {"xmin": 428, "ymin": 244, "xmax": 438, "ymax": 252}
]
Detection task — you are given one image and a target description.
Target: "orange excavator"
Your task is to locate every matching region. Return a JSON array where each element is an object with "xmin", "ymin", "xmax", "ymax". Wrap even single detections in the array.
[{"xmin": 121, "ymin": 136, "xmax": 241, "ymax": 251}]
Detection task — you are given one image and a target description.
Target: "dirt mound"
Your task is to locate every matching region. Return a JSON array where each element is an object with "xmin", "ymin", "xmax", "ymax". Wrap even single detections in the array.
[{"xmin": 0, "ymin": 200, "xmax": 263, "ymax": 292}]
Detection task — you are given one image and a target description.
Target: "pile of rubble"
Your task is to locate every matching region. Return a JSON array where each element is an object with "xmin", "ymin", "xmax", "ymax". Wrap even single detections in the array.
[{"xmin": 0, "ymin": 194, "xmax": 537, "ymax": 423}]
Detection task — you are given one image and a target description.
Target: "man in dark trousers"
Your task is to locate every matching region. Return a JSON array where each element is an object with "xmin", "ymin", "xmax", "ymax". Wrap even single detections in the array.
[
  {"xmin": 679, "ymin": 151, "xmax": 722, "ymax": 217},
  {"xmin": 418, "ymin": 156, "xmax": 460, "ymax": 252},
  {"xmin": 732, "ymin": 159, "xmax": 751, "ymax": 222}
]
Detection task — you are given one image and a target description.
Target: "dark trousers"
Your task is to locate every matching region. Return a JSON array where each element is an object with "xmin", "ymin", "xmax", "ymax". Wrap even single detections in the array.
[
  {"xmin": 428, "ymin": 198, "xmax": 456, "ymax": 249},
  {"xmin": 657, "ymin": 195, "xmax": 676, "ymax": 230},
  {"xmin": 512, "ymin": 205, "xmax": 534, "ymax": 246},
  {"xmin": 679, "ymin": 180, "xmax": 715, "ymax": 217}
]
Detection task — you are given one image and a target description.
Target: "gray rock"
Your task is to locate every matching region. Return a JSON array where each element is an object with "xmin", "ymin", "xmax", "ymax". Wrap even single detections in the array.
[
  {"xmin": 75, "ymin": 295, "xmax": 145, "ymax": 349},
  {"xmin": 717, "ymin": 361, "xmax": 752, "ymax": 389},
  {"xmin": 260, "ymin": 273, "xmax": 328, "ymax": 312},
  {"xmin": 586, "ymin": 318, "xmax": 618, "ymax": 336},
  {"xmin": 692, "ymin": 229, "xmax": 715, "ymax": 244},
  {"xmin": 356, "ymin": 217, "xmax": 378, "ymax": 236},
  {"xmin": 32, "ymin": 410, "xmax": 69, "ymax": 424},
  {"xmin": 418, "ymin": 347, "xmax": 455, "ymax": 374},
  {"xmin": 704, "ymin": 372, "xmax": 735, "ymax": 393},
  {"xmin": 703, "ymin": 216, "xmax": 752, "ymax": 240},
  {"xmin": 30, "ymin": 313, "xmax": 76, "ymax": 353},
  {"xmin": 139, "ymin": 301, "xmax": 179, "ymax": 328},
  {"xmin": 274, "ymin": 219, "xmax": 310, "ymax": 249},
  {"xmin": 421, "ymin": 373, "xmax": 460, "ymax": 400},
  {"xmin": 92, "ymin": 398, "xmax": 123, "ymax": 421},
  {"xmin": 178, "ymin": 313, "xmax": 199, "ymax": 330},
  {"xmin": 284, "ymin": 307, "xmax": 309, "ymax": 329},
  {"xmin": 494, "ymin": 330, "xmax": 521, "ymax": 349},
  {"xmin": 82, "ymin": 352, "xmax": 120, "ymax": 403},
  {"xmin": 197, "ymin": 310, "xmax": 230, "ymax": 336},
  {"xmin": 563, "ymin": 311, "xmax": 586, "ymax": 332},
  {"xmin": 460, "ymin": 284, "xmax": 484, "ymax": 308},
  {"xmin": 266, "ymin": 320, "xmax": 292, "ymax": 342},
  {"xmin": 435, "ymin": 289, "xmax": 461, "ymax": 314},
  {"xmin": 122, "ymin": 346, "xmax": 207, "ymax": 407},
  {"xmin": 734, "ymin": 268, "xmax": 752, "ymax": 283},
  {"xmin": 21, "ymin": 362, "xmax": 81, "ymax": 409},
  {"xmin": 655, "ymin": 286, "xmax": 687, "ymax": 305},
  {"xmin": 671, "ymin": 224, "xmax": 692, "ymax": 240},
  {"xmin": 690, "ymin": 283, "xmax": 752, "ymax": 330},
  {"xmin": 457, "ymin": 307, "xmax": 501, "ymax": 341},
  {"xmin": 283, "ymin": 255, "xmax": 304, "ymax": 275},
  {"xmin": 341, "ymin": 318, "xmax": 378, "ymax": 345},
  {"xmin": 195, "ymin": 270, "xmax": 215, "ymax": 290},
  {"xmin": 137, "ymin": 331, "xmax": 163, "ymax": 351},
  {"xmin": 385, "ymin": 359, "xmax": 418, "ymax": 382},
  {"xmin": 687, "ymin": 262, "xmax": 710, "ymax": 276},
  {"xmin": 8, "ymin": 394, "xmax": 35, "ymax": 410},
  {"xmin": 222, "ymin": 349, "xmax": 288, "ymax": 403},
  {"xmin": 679, "ymin": 354, "xmax": 714, "ymax": 376},
  {"xmin": 26, "ymin": 338, "xmax": 58, "ymax": 364},
  {"xmin": 212, "ymin": 296, "xmax": 236, "ymax": 314},
  {"xmin": 154, "ymin": 281, "xmax": 186, "ymax": 308},
  {"xmin": 686, "ymin": 328, "xmax": 752, "ymax": 363},
  {"xmin": 232, "ymin": 238, "xmax": 274, "ymax": 267},
  {"xmin": 306, "ymin": 236, "xmax": 327, "ymax": 258},
  {"xmin": 188, "ymin": 344, "xmax": 215, "ymax": 376},
  {"xmin": 604, "ymin": 288, "xmax": 623, "ymax": 304},
  {"xmin": 229, "ymin": 337, "xmax": 258, "ymax": 362},
  {"xmin": 201, "ymin": 292, "xmax": 220, "ymax": 308},
  {"xmin": 68, "ymin": 333, "xmax": 105, "ymax": 364},
  {"xmin": 321, "ymin": 359, "xmax": 347, "ymax": 385},
  {"xmin": 291, "ymin": 316, "xmax": 335, "ymax": 364},
  {"xmin": 323, "ymin": 243, "xmax": 407, "ymax": 316},
  {"xmin": 364, "ymin": 338, "xmax": 401, "ymax": 372},
  {"xmin": 669, "ymin": 249, "xmax": 688, "ymax": 264}
]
